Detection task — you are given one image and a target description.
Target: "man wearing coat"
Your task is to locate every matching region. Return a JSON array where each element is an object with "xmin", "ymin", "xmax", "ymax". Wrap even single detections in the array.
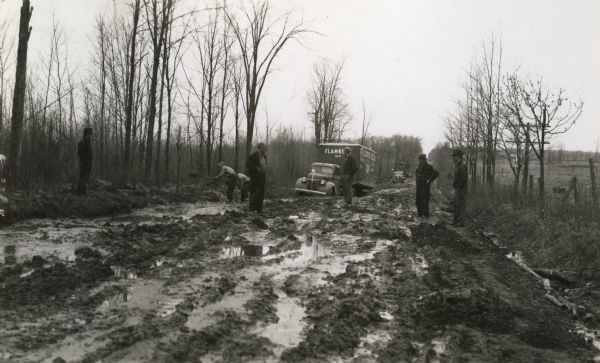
[
  {"xmin": 341, "ymin": 147, "xmax": 358, "ymax": 206},
  {"xmin": 246, "ymin": 143, "xmax": 267, "ymax": 213},
  {"xmin": 77, "ymin": 128, "xmax": 93, "ymax": 195},
  {"xmin": 415, "ymin": 153, "xmax": 439, "ymax": 218},
  {"xmin": 452, "ymin": 149, "xmax": 468, "ymax": 227}
]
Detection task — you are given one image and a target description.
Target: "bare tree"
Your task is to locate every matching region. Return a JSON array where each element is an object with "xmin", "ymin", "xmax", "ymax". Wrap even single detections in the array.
[
  {"xmin": 217, "ymin": 13, "xmax": 233, "ymax": 164},
  {"xmin": 123, "ymin": 0, "xmax": 141, "ymax": 181},
  {"xmin": 308, "ymin": 59, "xmax": 350, "ymax": 146},
  {"xmin": 190, "ymin": 10, "xmax": 224, "ymax": 174},
  {"xmin": 231, "ymin": 57, "xmax": 243, "ymax": 171},
  {"xmin": 163, "ymin": 8, "xmax": 190, "ymax": 182},
  {"xmin": 467, "ymin": 36, "xmax": 502, "ymax": 190},
  {"xmin": 142, "ymin": 0, "xmax": 173, "ymax": 182},
  {"xmin": 360, "ymin": 99, "xmax": 373, "ymax": 145},
  {"xmin": 513, "ymin": 76, "xmax": 583, "ymax": 209},
  {"xmin": 0, "ymin": 18, "xmax": 15, "ymax": 141},
  {"xmin": 7, "ymin": 0, "xmax": 32, "ymax": 190},
  {"xmin": 497, "ymin": 82, "xmax": 526, "ymax": 200},
  {"xmin": 226, "ymin": 0, "xmax": 307, "ymax": 156}
]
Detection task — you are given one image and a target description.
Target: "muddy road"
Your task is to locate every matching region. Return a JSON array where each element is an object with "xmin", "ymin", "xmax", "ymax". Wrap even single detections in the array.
[{"xmin": 0, "ymin": 182, "xmax": 598, "ymax": 362}]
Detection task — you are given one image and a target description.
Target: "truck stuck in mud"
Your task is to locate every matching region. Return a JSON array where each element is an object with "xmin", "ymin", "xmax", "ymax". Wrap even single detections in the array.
[{"xmin": 294, "ymin": 143, "xmax": 376, "ymax": 196}]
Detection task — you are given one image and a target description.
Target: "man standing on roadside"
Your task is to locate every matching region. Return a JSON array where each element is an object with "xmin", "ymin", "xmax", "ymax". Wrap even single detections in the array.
[
  {"xmin": 77, "ymin": 128, "xmax": 93, "ymax": 195},
  {"xmin": 341, "ymin": 147, "xmax": 358, "ymax": 206},
  {"xmin": 415, "ymin": 153, "xmax": 439, "ymax": 218},
  {"xmin": 212, "ymin": 162, "xmax": 238, "ymax": 203},
  {"xmin": 246, "ymin": 143, "xmax": 267, "ymax": 213},
  {"xmin": 451, "ymin": 149, "xmax": 468, "ymax": 227}
]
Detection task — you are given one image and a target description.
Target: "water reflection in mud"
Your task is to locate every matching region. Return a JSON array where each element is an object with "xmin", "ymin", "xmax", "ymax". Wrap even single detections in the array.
[
  {"xmin": 4, "ymin": 245, "xmax": 16, "ymax": 264},
  {"xmin": 111, "ymin": 266, "xmax": 138, "ymax": 280},
  {"xmin": 573, "ymin": 322, "xmax": 600, "ymax": 354},
  {"xmin": 252, "ymin": 292, "xmax": 307, "ymax": 349},
  {"xmin": 102, "ymin": 290, "xmax": 129, "ymax": 307},
  {"xmin": 158, "ymin": 298, "xmax": 184, "ymax": 318},
  {"xmin": 409, "ymin": 253, "xmax": 429, "ymax": 277},
  {"xmin": 222, "ymin": 245, "xmax": 271, "ymax": 258}
]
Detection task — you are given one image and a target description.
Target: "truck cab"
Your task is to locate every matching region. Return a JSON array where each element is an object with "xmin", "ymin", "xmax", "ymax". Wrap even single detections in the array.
[
  {"xmin": 294, "ymin": 162, "xmax": 341, "ymax": 196},
  {"xmin": 294, "ymin": 143, "xmax": 377, "ymax": 197}
]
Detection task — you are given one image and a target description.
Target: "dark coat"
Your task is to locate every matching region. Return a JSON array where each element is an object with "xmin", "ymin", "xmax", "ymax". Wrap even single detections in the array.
[
  {"xmin": 453, "ymin": 162, "xmax": 468, "ymax": 189},
  {"xmin": 342, "ymin": 154, "xmax": 358, "ymax": 177},
  {"xmin": 246, "ymin": 151, "xmax": 266, "ymax": 182},
  {"xmin": 78, "ymin": 140, "xmax": 93, "ymax": 166},
  {"xmin": 415, "ymin": 161, "xmax": 439, "ymax": 185}
]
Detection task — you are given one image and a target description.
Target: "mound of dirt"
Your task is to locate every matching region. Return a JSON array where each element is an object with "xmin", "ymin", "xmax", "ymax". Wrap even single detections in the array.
[{"xmin": 0, "ymin": 250, "xmax": 112, "ymax": 308}]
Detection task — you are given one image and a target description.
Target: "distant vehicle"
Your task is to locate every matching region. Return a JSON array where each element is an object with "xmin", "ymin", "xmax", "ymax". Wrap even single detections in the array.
[
  {"xmin": 294, "ymin": 143, "xmax": 377, "ymax": 196},
  {"xmin": 391, "ymin": 170, "xmax": 406, "ymax": 183}
]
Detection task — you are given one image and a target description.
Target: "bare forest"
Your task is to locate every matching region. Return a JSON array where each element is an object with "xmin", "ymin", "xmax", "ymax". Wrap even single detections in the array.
[{"xmin": 0, "ymin": 0, "xmax": 422, "ymax": 191}]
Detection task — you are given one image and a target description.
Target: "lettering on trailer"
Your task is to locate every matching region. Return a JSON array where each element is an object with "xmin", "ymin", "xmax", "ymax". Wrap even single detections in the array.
[{"xmin": 324, "ymin": 148, "xmax": 344, "ymax": 158}]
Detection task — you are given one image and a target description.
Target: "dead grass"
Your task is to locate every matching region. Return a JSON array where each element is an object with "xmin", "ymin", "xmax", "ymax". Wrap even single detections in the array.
[{"xmin": 468, "ymin": 190, "xmax": 600, "ymax": 278}]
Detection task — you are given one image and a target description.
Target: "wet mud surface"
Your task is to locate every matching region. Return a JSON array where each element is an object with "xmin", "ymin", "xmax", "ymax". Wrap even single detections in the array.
[{"xmin": 0, "ymin": 183, "xmax": 598, "ymax": 362}]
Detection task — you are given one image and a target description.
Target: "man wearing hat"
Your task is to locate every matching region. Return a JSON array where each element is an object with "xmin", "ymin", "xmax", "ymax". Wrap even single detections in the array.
[
  {"xmin": 246, "ymin": 142, "xmax": 267, "ymax": 213},
  {"xmin": 77, "ymin": 127, "xmax": 93, "ymax": 195},
  {"xmin": 212, "ymin": 161, "xmax": 238, "ymax": 203},
  {"xmin": 451, "ymin": 149, "xmax": 468, "ymax": 226},
  {"xmin": 341, "ymin": 147, "xmax": 358, "ymax": 206},
  {"xmin": 415, "ymin": 153, "xmax": 439, "ymax": 218}
]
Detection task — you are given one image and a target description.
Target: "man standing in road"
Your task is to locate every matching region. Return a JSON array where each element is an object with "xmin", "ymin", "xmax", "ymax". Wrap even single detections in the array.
[
  {"xmin": 246, "ymin": 143, "xmax": 267, "ymax": 213},
  {"xmin": 415, "ymin": 153, "xmax": 439, "ymax": 218},
  {"xmin": 451, "ymin": 149, "xmax": 468, "ymax": 227},
  {"xmin": 212, "ymin": 162, "xmax": 238, "ymax": 203},
  {"xmin": 77, "ymin": 127, "xmax": 93, "ymax": 195},
  {"xmin": 341, "ymin": 147, "xmax": 358, "ymax": 206}
]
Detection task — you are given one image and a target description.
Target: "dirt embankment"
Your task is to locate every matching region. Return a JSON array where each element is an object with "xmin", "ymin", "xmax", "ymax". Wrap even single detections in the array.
[
  {"xmin": 0, "ymin": 183, "xmax": 598, "ymax": 362},
  {"xmin": 0, "ymin": 183, "xmax": 225, "ymax": 226}
]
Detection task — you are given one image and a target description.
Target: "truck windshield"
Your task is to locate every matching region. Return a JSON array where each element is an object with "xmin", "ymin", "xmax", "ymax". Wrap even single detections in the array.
[{"xmin": 311, "ymin": 164, "xmax": 335, "ymax": 176}]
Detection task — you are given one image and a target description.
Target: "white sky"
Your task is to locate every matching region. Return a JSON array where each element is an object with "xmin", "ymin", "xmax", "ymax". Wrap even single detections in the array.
[{"xmin": 1, "ymin": 0, "xmax": 599, "ymax": 152}]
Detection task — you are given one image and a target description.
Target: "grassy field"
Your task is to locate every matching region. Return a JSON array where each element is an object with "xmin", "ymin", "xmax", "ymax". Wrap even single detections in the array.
[{"xmin": 494, "ymin": 155, "xmax": 599, "ymax": 193}]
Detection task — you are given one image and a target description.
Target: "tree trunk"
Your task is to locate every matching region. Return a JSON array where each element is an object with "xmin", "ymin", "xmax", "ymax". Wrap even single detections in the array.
[
  {"xmin": 154, "ymin": 55, "xmax": 167, "ymax": 185},
  {"xmin": 522, "ymin": 124, "xmax": 530, "ymax": 195},
  {"xmin": 123, "ymin": 0, "xmax": 140, "ymax": 182},
  {"xmin": 144, "ymin": 50, "xmax": 161, "ymax": 182},
  {"xmin": 539, "ymin": 107, "xmax": 547, "ymax": 213},
  {"xmin": 218, "ymin": 48, "xmax": 228, "ymax": 164},
  {"xmin": 7, "ymin": 0, "xmax": 32, "ymax": 191},
  {"xmin": 233, "ymin": 90, "xmax": 240, "ymax": 172},
  {"xmin": 164, "ymin": 84, "xmax": 172, "ymax": 181}
]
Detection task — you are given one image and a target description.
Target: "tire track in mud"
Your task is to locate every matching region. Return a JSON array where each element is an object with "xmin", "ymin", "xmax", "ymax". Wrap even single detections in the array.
[{"xmin": 1, "ymin": 185, "xmax": 598, "ymax": 362}]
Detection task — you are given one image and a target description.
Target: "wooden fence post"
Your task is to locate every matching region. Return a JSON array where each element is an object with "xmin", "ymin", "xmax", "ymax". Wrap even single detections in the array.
[{"xmin": 590, "ymin": 158, "xmax": 599, "ymax": 212}]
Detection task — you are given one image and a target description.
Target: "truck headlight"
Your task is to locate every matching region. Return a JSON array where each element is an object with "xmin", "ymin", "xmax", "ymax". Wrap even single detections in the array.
[
  {"xmin": 320, "ymin": 180, "xmax": 326, "ymax": 185},
  {"xmin": 301, "ymin": 177, "xmax": 306, "ymax": 183}
]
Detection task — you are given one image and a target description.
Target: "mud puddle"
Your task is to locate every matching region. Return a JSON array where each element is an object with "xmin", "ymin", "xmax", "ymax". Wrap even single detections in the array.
[
  {"xmin": 252, "ymin": 292, "xmax": 307, "ymax": 358},
  {"xmin": 0, "ymin": 221, "xmax": 102, "ymax": 265},
  {"xmin": 129, "ymin": 201, "xmax": 234, "ymax": 220},
  {"xmin": 195, "ymin": 232, "xmax": 397, "ymax": 360}
]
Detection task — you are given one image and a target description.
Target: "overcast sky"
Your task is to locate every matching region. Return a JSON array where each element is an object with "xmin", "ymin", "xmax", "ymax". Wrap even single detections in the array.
[{"xmin": 1, "ymin": 0, "xmax": 599, "ymax": 152}]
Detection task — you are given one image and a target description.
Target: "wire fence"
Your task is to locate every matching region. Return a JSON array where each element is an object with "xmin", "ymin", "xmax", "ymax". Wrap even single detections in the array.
[{"xmin": 470, "ymin": 161, "xmax": 599, "ymax": 223}]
